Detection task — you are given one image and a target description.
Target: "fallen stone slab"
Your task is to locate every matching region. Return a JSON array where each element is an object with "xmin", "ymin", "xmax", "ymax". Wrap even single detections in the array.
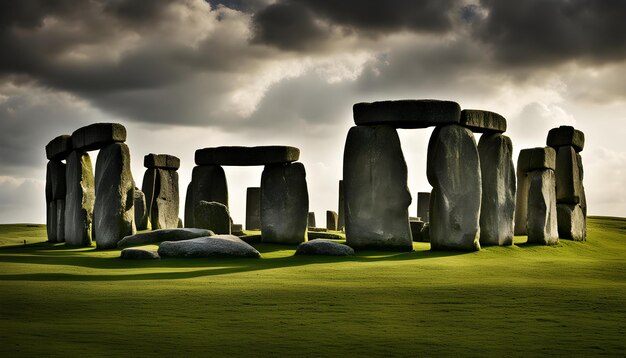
[
  {"xmin": 555, "ymin": 146, "xmax": 583, "ymax": 204},
  {"xmin": 239, "ymin": 234, "xmax": 262, "ymax": 244},
  {"xmin": 427, "ymin": 124, "xmax": 481, "ymax": 251},
  {"xmin": 143, "ymin": 153, "xmax": 180, "ymax": 170},
  {"xmin": 344, "ymin": 125, "xmax": 413, "ymax": 251},
  {"xmin": 45, "ymin": 135, "xmax": 72, "ymax": 160},
  {"xmin": 93, "ymin": 143, "xmax": 136, "ymax": 249},
  {"xmin": 195, "ymin": 146, "xmax": 300, "ymax": 166},
  {"xmin": 64, "ymin": 151, "xmax": 95, "ymax": 246},
  {"xmin": 527, "ymin": 170, "xmax": 559, "ymax": 245},
  {"xmin": 308, "ymin": 231, "xmax": 344, "ymax": 240},
  {"xmin": 120, "ymin": 248, "xmax": 160, "ymax": 260},
  {"xmin": 295, "ymin": 239, "xmax": 355, "ymax": 256},
  {"xmin": 158, "ymin": 235, "xmax": 261, "ymax": 258},
  {"xmin": 118, "ymin": 228, "xmax": 214, "ymax": 248},
  {"xmin": 460, "ymin": 109, "xmax": 507, "ymax": 133},
  {"xmin": 478, "ymin": 133, "xmax": 515, "ymax": 246},
  {"xmin": 557, "ymin": 204, "xmax": 586, "ymax": 241},
  {"xmin": 353, "ymin": 99, "xmax": 461, "ymax": 128},
  {"xmin": 71, "ymin": 123, "xmax": 127, "ymax": 151},
  {"xmin": 547, "ymin": 126, "xmax": 585, "ymax": 152},
  {"xmin": 194, "ymin": 200, "xmax": 231, "ymax": 235}
]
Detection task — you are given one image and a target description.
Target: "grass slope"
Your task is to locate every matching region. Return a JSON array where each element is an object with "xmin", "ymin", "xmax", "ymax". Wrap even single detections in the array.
[{"xmin": 0, "ymin": 217, "xmax": 625, "ymax": 357}]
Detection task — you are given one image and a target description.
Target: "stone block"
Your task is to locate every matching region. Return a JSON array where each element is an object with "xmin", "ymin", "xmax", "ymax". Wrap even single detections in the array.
[
  {"xmin": 547, "ymin": 126, "xmax": 585, "ymax": 152},
  {"xmin": 64, "ymin": 151, "xmax": 95, "ymax": 246},
  {"xmin": 307, "ymin": 212, "xmax": 316, "ymax": 228},
  {"xmin": 45, "ymin": 135, "xmax": 72, "ymax": 160},
  {"xmin": 71, "ymin": 123, "xmax": 127, "ymax": 151},
  {"xmin": 195, "ymin": 146, "xmax": 300, "ymax": 166},
  {"xmin": 460, "ymin": 109, "xmax": 507, "ymax": 133},
  {"xmin": 557, "ymin": 204, "xmax": 586, "ymax": 241},
  {"xmin": 46, "ymin": 160, "xmax": 66, "ymax": 200},
  {"xmin": 194, "ymin": 201, "xmax": 231, "ymax": 235},
  {"xmin": 326, "ymin": 210, "xmax": 338, "ymax": 231},
  {"xmin": 353, "ymin": 99, "xmax": 461, "ymax": 128},
  {"xmin": 555, "ymin": 146, "xmax": 583, "ymax": 204},
  {"xmin": 143, "ymin": 153, "xmax": 180, "ymax": 170},
  {"xmin": 150, "ymin": 169, "xmax": 180, "ymax": 230}
]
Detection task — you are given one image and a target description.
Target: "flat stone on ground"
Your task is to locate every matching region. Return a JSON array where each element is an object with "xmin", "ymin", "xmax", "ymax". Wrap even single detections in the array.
[
  {"xmin": 46, "ymin": 135, "xmax": 72, "ymax": 160},
  {"xmin": 295, "ymin": 239, "xmax": 355, "ymax": 256},
  {"xmin": 353, "ymin": 99, "xmax": 461, "ymax": 128},
  {"xmin": 158, "ymin": 235, "xmax": 260, "ymax": 258},
  {"xmin": 71, "ymin": 123, "xmax": 127, "ymax": 151},
  {"xmin": 195, "ymin": 146, "xmax": 300, "ymax": 166},
  {"xmin": 118, "ymin": 228, "xmax": 214, "ymax": 248},
  {"xmin": 460, "ymin": 109, "xmax": 507, "ymax": 133},
  {"xmin": 120, "ymin": 248, "xmax": 160, "ymax": 260},
  {"xmin": 307, "ymin": 231, "xmax": 343, "ymax": 240},
  {"xmin": 143, "ymin": 153, "xmax": 180, "ymax": 170},
  {"xmin": 547, "ymin": 126, "xmax": 585, "ymax": 152}
]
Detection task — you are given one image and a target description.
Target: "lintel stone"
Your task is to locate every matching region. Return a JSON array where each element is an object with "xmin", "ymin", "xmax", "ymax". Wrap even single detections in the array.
[
  {"xmin": 144, "ymin": 153, "xmax": 181, "ymax": 170},
  {"xmin": 353, "ymin": 99, "xmax": 461, "ymax": 128},
  {"xmin": 71, "ymin": 123, "xmax": 127, "ymax": 151},
  {"xmin": 520, "ymin": 147, "xmax": 556, "ymax": 171},
  {"xmin": 460, "ymin": 109, "xmax": 507, "ymax": 133},
  {"xmin": 547, "ymin": 126, "xmax": 585, "ymax": 152},
  {"xmin": 195, "ymin": 146, "xmax": 300, "ymax": 166},
  {"xmin": 45, "ymin": 135, "xmax": 72, "ymax": 160}
]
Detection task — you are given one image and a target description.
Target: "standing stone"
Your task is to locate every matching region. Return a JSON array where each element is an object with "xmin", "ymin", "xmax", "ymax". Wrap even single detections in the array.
[
  {"xmin": 353, "ymin": 100, "xmax": 461, "ymax": 128},
  {"xmin": 514, "ymin": 149, "xmax": 532, "ymax": 236},
  {"xmin": 64, "ymin": 151, "xmax": 95, "ymax": 246},
  {"xmin": 478, "ymin": 133, "xmax": 516, "ymax": 246},
  {"xmin": 184, "ymin": 182, "xmax": 194, "ymax": 228},
  {"xmin": 307, "ymin": 212, "xmax": 316, "ymax": 228},
  {"xmin": 46, "ymin": 160, "xmax": 66, "ymax": 242},
  {"xmin": 576, "ymin": 153, "xmax": 587, "ymax": 217},
  {"xmin": 427, "ymin": 124, "xmax": 481, "ymax": 251},
  {"xmin": 93, "ymin": 143, "xmax": 136, "ymax": 249},
  {"xmin": 326, "ymin": 210, "xmax": 338, "ymax": 231},
  {"xmin": 191, "ymin": 165, "xmax": 228, "ymax": 223},
  {"xmin": 45, "ymin": 135, "xmax": 72, "ymax": 161},
  {"xmin": 150, "ymin": 169, "xmax": 179, "ymax": 229},
  {"xmin": 343, "ymin": 125, "xmax": 412, "ymax": 251},
  {"xmin": 460, "ymin": 109, "xmax": 507, "ymax": 133},
  {"xmin": 134, "ymin": 188, "xmax": 148, "ymax": 231},
  {"xmin": 56, "ymin": 199, "xmax": 65, "ymax": 242},
  {"xmin": 141, "ymin": 168, "xmax": 156, "ymax": 229},
  {"xmin": 245, "ymin": 187, "xmax": 261, "ymax": 230},
  {"xmin": 527, "ymin": 170, "xmax": 559, "ymax": 245},
  {"xmin": 417, "ymin": 192, "xmax": 430, "ymax": 223},
  {"xmin": 46, "ymin": 201, "xmax": 58, "ymax": 242},
  {"xmin": 71, "ymin": 123, "xmax": 127, "ymax": 151},
  {"xmin": 194, "ymin": 201, "xmax": 231, "ymax": 235},
  {"xmin": 557, "ymin": 204, "xmax": 586, "ymax": 241},
  {"xmin": 261, "ymin": 162, "xmax": 309, "ymax": 244},
  {"xmin": 555, "ymin": 146, "xmax": 582, "ymax": 204},
  {"xmin": 338, "ymin": 180, "xmax": 345, "ymax": 230}
]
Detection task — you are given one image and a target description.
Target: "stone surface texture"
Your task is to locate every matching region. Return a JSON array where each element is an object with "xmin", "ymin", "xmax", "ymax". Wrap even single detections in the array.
[
  {"xmin": 261, "ymin": 162, "xmax": 309, "ymax": 244},
  {"xmin": 555, "ymin": 146, "xmax": 583, "ymax": 204},
  {"xmin": 194, "ymin": 201, "xmax": 232, "ymax": 235},
  {"xmin": 527, "ymin": 170, "xmax": 559, "ymax": 245},
  {"xmin": 514, "ymin": 149, "xmax": 533, "ymax": 236},
  {"xmin": 56, "ymin": 199, "xmax": 65, "ymax": 242},
  {"xmin": 150, "ymin": 168, "xmax": 179, "ymax": 229},
  {"xmin": 64, "ymin": 151, "xmax": 95, "ymax": 246},
  {"xmin": 184, "ymin": 183, "xmax": 194, "ymax": 228},
  {"xmin": 93, "ymin": 143, "xmax": 136, "ymax": 249},
  {"xmin": 195, "ymin": 146, "xmax": 300, "ymax": 166},
  {"xmin": 478, "ymin": 133, "xmax": 516, "ymax": 246},
  {"xmin": 460, "ymin": 109, "xmax": 507, "ymax": 133},
  {"xmin": 295, "ymin": 239, "xmax": 355, "ymax": 256},
  {"xmin": 338, "ymin": 180, "xmax": 345, "ymax": 230},
  {"xmin": 143, "ymin": 153, "xmax": 180, "ymax": 169},
  {"xmin": 134, "ymin": 188, "xmax": 148, "ymax": 231},
  {"xmin": 427, "ymin": 124, "xmax": 481, "ymax": 251},
  {"xmin": 343, "ymin": 125, "xmax": 413, "ymax": 251},
  {"xmin": 410, "ymin": 220, "xmax": 426, "ymax": 242},
  {"xmin": 353, "ymin": 100, "xmax": 461, "ymax": 128},
  {"xmin": 557, "ymin": 204, "xmax": 586, "ymax": 241},
  {"xmin": 118, "ymin": 228, "xmax": 214, "ymax": 248},
  {"xmin": 71, "ymin": 123, "xmax": 127, "ymax": 151},
  {"xmin": 158, "ymin": 235, "xmax": 260, "ymax": 258},
  {"xmin": 417, "ymin": 192, "xmax": 430, "ymax": 223},
  {"xmin": 547, "ymin": 126, "xmax": 585, "ymax": 152}
]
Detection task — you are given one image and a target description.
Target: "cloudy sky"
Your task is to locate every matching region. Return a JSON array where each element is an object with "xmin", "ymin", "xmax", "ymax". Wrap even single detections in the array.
[{"xmin": 1, "ymin": 0, "xmax": 625, "ymax": 224}]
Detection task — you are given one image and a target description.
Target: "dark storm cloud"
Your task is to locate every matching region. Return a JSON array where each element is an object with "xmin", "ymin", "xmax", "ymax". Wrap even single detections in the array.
[{"xmin": 473, "ymin": 0, "xmax": 626, "ymax": 66}]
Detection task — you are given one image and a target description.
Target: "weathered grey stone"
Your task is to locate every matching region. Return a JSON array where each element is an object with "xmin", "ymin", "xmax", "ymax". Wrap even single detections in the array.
[
  {"xmin": 344, "ymin": 125, "xmax": 413, "ymax": 251},
  {"xmin": 261, "ymin": 162, "xmax": 309, "ymax": 244},
  {"xmin": 326, "ymin": 210, "xmax": 338, "ymax": 231},
  {"xmin": 71, "ymin": 123, "xmax": 127, "ymax": 151},
  {"xmin": 555, "ymin": 146, "xmax": 583, "ymax": 204},
  {"xmin": 191, "ymin": 165, "xmax": 228, "ymax": 227},
  {"xmin": 64, "ymin": 151, "xmax": 95, "ymax": 246},
  {"xmin": 526, "ymin": 147, "xmax": 556, "ymax": 171},
  {"xmin": 338, "ymin": 180, "xmax": 345, "ymax": 230},
  {"xmin": 141, "ymin": 168, "xmax": 156, "ymax": 229},
  {"xmin": 120, "ymin": 248, "xmax": 160, "ymax": 260},
  {"xmin": 527, "ymin": 170, "xmax": 559, "ymax": 245},
  {"xmin": 150, "ymin": 169, "xmax": 179, "ymax": 229},
  {"xmin": 45, "ymin": 135, "xmax": 72, "ymax": 160},
  {"xmin": 245, "ymin": 187, "xmax": 261, "ymax": 230},
  {"xmin": 46, "ymin": 160, "xmax": 66, "ymax": 200},
  {"xmin": 143, "ymin": 153, "xmax": 180, "ymax": 170},
  {"xmin": 118, "ymin": 228, "xmax": 214, "ymax": 248},
  {"xmin": 308, "ymin": 231, "xmax": 343, "ymax": 240},
  {"xmin": 410, "ymin": 220, "xmax": 425, "ymax": 242},
  {"xmin": 478, "ymin": 133, "xmax": 516, "ymax": 246},
  {"xmin": 93, "ymin": 143, "xmax": 136, "ymax": 249},
  {"xmin": 547, "ymin": 126, "xmax": 585, "ymax": 152},
  {"xmin": 295, "ymin": 239, "xmax": 355, "ymax": 256},
  {"xmin": 417, "ymin": 192, "xmax": 430, "ymax": 223},
  {"xmin": 46, "ymin": 200, "xmax": 57, "ymax": 242},
  {"xmin": 577, "ymin": 153, "xmax": 587, "ymax": 217},
  {"xmin": 194, "ymin": 201, "xmax": 231, "ymax": 234},
  {"xmin": 56, "ymin": 199, "xmax": 65, "ymax": 242},
  {"xmin": 134, "ymin": 188, "xmax": 148, "ymax": 230},
  {"xmin": 158, "ymin": 235, "xmax": 260, "ymax": 258},
  {"xmin": 420, "ymin": 222, "xmax": 430, "ymax": 243},
  {"xmin": 195, "ymin": 146, "xmax": 300, "ymax": 166},
  {"xmin": 184, "ymin": 182, "xmax": 193, "ymax": 228},
  {"xmin": 514, "ymin": 149, "xmax": 533, "ymax": 235},
  {"xmin": 557, "ymin": 204, "xmax": 586, "ymax": 241},
  {"xmin": 427, "ymin": 124, "xmax": 481, "ymax": 251},
  {"xmin": 307, "ymin": 212, "xmax": 316, "ymax": 228},
  {"xmin": 460, "ymin": 109, "xmax": 507, "ymax": 133},
  {"xmin": 353, "ymin": 100, "xmax": 461, "ymax": 128}
]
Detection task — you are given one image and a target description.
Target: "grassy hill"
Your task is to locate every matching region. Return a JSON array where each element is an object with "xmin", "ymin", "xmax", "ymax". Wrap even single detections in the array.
[{"xmin": 0, "ymin": 217, "xmax": 624, "ymax": 357}]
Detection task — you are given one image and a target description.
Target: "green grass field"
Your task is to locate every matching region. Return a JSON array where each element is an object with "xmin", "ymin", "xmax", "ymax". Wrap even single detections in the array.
[{"xmin": 0, "ymin": 217, "xmax": 625, "ymax": 357}]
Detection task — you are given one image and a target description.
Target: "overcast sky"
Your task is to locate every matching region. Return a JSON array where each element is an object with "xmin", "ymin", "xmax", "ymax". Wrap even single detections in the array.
[{"xmin": 1, "ymin": 0, "xmax": 625, "ymax": 225}]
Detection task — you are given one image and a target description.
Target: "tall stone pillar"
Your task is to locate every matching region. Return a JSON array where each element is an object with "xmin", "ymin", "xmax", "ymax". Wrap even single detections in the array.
[
  {"xmin": 64, "ymin": 150, "xmax": 95, "ymax": 246},
  {"xmin": 417, "ymin": 192, "xmax": 430, "ymax": 223},
  {"xmin": 245, "ymin": 187, "xmax": 261, "ymax": 230},
  {"xmin": 338, "ymin": 180, "xmax": 345, "ymax": 231},
  {"xmin": 190, "ymin": 165, "xmax": 228, "ymax": 228},
  {"xmin": 525, "ymin": 147, "xmax": 559, "ymax": 245},
  {"xmin": 141, "ymin": 154, "xmax": 180, "ymax": 230}
]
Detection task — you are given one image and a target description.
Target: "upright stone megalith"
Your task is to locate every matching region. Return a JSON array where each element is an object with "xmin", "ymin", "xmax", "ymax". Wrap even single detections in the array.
[
  {"xmin": 427, "ymin": 124, "xmax": 481, "ymax": 251},
  {"xmin": 93, "ymin": 143, "xmax": 136, "ymax": 249},
  {"xmin": 307, "ymin": 212, "xmax": 316, "ymax": 228},
  {"xmin": 45, "ymin": 160, "xmax": 66, "ymax": 242},
  {"xmin": 343, "ymin": 125, "xmax": 413, "ymax": 251},
  {"xmin": 526, "ymin": 147, "xmax": 559, "ymax": 245},
  {"xmin": 514, "ymin": 149, "xmax": 532, "ymax": 236},
  {"xmin": 194, "ymin": 201, "xmax": 231, "ymax": 235},
  {"xmin": 134, "ymin": 188, "xmax": 147, "ymax": 231},
  {"xmin": 261, "ymin": 162, "xmax": 308, "ymax": 244},
  {"xmin": 64, "ymin": 150, "xmax": 95, "ymax": 246},
  {"xmin": 477, "ymin": 133, "xmax": 516, "ymax": 246},
  {"xmin": 245, "ymin": 187, "xmax": 261, "ymax": 230},
  {"xmin": 191, "ymin": 165, "xmax": 228, "ymax": 226},
  {"xmin": 184, "ymin": 182, "xmax": 193, "ymax": 228},
  {"xmin": 338, "ymin": 180, "xmax": 345, "ymax": 230},
  {"xmin": 141, "ymin": 154, "xmax": 180, "ymax": 230},
  {"xmin": 326, "ymin": 210, "xmax": 338, "ymax": 231},
  {"xmin": 417, "ymin": 192, "xmax": 430, "ymax": 223}
]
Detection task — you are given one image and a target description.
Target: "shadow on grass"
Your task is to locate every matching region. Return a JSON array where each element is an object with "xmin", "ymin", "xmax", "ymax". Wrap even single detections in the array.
[{"xmin": 0, "ymin": 242, "xmax": 466, "ymax": 282}]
